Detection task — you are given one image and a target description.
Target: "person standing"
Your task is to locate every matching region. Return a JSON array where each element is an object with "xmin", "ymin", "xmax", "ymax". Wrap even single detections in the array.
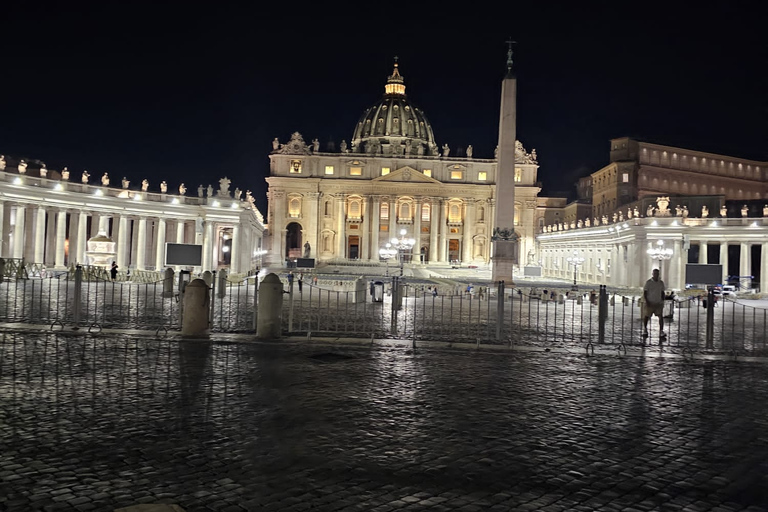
[
  {"xmin": 110, "ymin": 261, "xmax": 118, "ymax": 281},
  {"xmin": 298, "ymin": 273, "xmax": 303, "ymax": 293},
  {"xmin": 643, "ymin": 268, "xmax": 666, "ymax": 339}
]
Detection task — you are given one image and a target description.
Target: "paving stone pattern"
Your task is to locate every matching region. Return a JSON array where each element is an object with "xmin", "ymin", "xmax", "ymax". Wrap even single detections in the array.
[{"xmin": 1, "ymin": 333, "xmax": 768, "ymax": 511}]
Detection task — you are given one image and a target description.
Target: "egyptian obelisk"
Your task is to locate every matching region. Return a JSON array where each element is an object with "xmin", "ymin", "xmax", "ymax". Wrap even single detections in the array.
[{"xmin": 491, "ymin": 42, "xmax": 518, "ymax": 283}]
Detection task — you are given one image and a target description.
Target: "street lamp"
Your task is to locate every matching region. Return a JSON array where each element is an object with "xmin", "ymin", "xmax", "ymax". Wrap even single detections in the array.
[
  {"xmin": 390, "ymin": 228, "xmax": 416, "ymax": 277},
  {"xmin": 566, "ymin": 250, "xmax": 585, "ymax": 290},
  {"xmin": 647, "ymin": 239, "xmax": 673, "ymax": 276},
  {"xmin": 379, "ymin": 243, "xmax": 397, "ymax": 276}
]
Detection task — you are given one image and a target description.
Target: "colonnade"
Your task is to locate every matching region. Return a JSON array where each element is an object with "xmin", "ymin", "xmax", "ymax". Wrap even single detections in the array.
[{"xmin": 0, "ymin": 200, "xmax": 262, "ymax": 274}]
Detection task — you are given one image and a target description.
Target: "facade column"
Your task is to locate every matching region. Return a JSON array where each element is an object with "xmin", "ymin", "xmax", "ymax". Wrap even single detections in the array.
[
  {"xmin": 136, "ymin": 217, "xmax": 148, "ymax": 271},
  {"xmin": 429, "ymin": 198, "xmax": 439, "ymax": 264},
  {"xmin": 55, "ymin": 210, "xmax": 67, "ymax": 268},
  {"xmin": 698, "ymin": 242, "xmax": 708, "ymax": 264},
  {"xmin": 438, "ymin": 199, "xmax": 448, "ymax": 263},
  {"xmin": 0, "ymin": 200, "xmax": 4, "ymax": 258},
  {"xmin": 388, "ymin": 197, "xmax": 396, "ymax": 239},
  {"xmin": 154, "ymin": 218, "xmax": 166, "ymax": 270},
  {"xmin": 270, "ymin": 191, "xmax": 286, "ymax": 264},
  {"xmin": 739, "ymin": 242, "xmax": 751, "ymax": 289},
  {"xmin": 371, "ymin": 195, "xmax": 381, "ymax": 261},
  {"xmin": 76, "ymin": 211, "xmax": 88, "ymax": 265},
  {"xmin": 413, "ymin": 197, "xmax": 422, "ymax": 262},
  {"xmin": 117, "ymin": 215, "xmax": 129, "ymax": 270},
  {"xmin": 34, "ymin": 207, "xmax": 46, "ymax": 263},
  {"xmin": 720, "ymin": 241, "xmax": 729, "ymax": 285},
  {"xmin": 12, "ymin": 205, "xmax": 26, "ymax": 259},
  {"xmin": 361, "ymin": 195, "xmax": 370, "ymax": 260},
  {"xmin": 335, "ymin": 194, "xmax": 346, "ymax": 259},
  {"xmin": 462, "ymin": 199, "xmax": 473, "ymax": 263},
  {"xmin": 202, "ymin": 220, "xmax": 214, "ymax": 271},
  {"xmin": 231, "ymin": 224, "xmax": 241, "ymax": 273},
  {"xmin": 306, "ymin": 192, "xmax": 320, "ymax": 259}
]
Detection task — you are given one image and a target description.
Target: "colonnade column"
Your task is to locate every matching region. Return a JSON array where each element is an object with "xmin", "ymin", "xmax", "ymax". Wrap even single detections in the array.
[
  {"xmin": 762, "ymin": 242, "xmax": 768, "ymax": 293},
  {"xmin": 412, "ymin": 197, "xmax": 422, "ymax": 262},
  {"xmin": 720, "ymin": 242, "xmax": 729, "ymax": 285},
  {"xmin": 371, "ymin": 195, "xmax": 381, "ymax": 261},
  {"xmin": 55, "ymin": 210, "xmax": 67, "ymax": 268},
  {"xmin": 117, "ymin": 216, "xmax": 128, "ymax": 270},
  {"xmin": 462, "ymin": 199, "xmax": 473, "ymax": 263},
  {"xmin": 202, "ymin": 220, "xmax": 214, "ymax": 271},
  {"xmin": 0, "ymin": 200, "xmax": 4, "ymax": 258},
  {"xmin": 136, "ymin": 217, "xmax": 147, "ymax": 271},
  {"xmin": 154, "ymin": 218, "xmax": 166, "ymax": 270},
  {"xmin": 34, "ymin": 207, "xmax": 46, "ymax": 263},
  {"xmin": 429, "ymin": 198, "xmax": 438, "ymax": 264},
  {"xmin": 176, "ymin": 220, "xmax": 185, "ymax": 244},
  {"xmin": 438, "ymin": 199, "xmax": 448, "ymax": 263},
  {"xmin": 698, "ymin": 242, "xmax": 708, "ymax": 264},
  {"xmin": 231, "ymin": 225, "xmax": 241, "ymax": 274},
  {"xmin": 12, "ymin": 205, "xmax": 26, "ymax": 259},
  {"xmin": 670, "ymin": 239, "xmax": 683, "ymax": 290},
  {"xmin": 335, "ymin": 194, "xmax": 346, "ymax": 259},
  {"xmin": 76, "ymin": 211, "xmax": 88, "ymax": 265},
  {"xmin": 739, "ymin": 242, "xmax": 751, "ymax": 288}
]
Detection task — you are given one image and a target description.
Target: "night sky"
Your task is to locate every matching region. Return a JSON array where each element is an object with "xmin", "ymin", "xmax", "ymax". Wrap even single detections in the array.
[{"xmin": 1, "ymin": 4, "xmax": 764, "ymax": 215}]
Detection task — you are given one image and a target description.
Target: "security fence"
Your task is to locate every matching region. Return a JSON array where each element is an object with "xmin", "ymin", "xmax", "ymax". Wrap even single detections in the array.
[{"xmin": 1, "ymin": 267, "xmax": 768, "ymax": 356}]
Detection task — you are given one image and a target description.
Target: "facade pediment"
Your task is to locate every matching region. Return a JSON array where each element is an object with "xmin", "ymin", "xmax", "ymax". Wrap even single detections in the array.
[{"xmin": 372, "ymin": 166, "xmax": 441, "ymax": 184}]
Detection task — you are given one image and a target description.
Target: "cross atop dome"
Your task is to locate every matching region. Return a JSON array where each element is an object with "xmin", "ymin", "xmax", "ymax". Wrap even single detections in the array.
[{"xmin": 384, "ymin": 57, "xmax": 406, "ymax": 96}]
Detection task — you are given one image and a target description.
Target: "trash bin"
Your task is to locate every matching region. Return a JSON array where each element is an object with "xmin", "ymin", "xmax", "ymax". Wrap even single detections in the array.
[{"xmin": 372, "ymin": 281, "xmax": 384, "ymax": 302}]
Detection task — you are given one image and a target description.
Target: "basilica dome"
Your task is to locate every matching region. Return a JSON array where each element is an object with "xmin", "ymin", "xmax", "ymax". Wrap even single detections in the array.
[{"xmin": 351, "ymin": 61, "xmax": 438, "ymax": 157}]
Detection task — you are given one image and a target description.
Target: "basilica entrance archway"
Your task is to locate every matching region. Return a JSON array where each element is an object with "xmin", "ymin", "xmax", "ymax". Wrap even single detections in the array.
[
  {"xmin": 448, "ymin": 239, "xmax": 461, "ymax": 263},
  {"xmin": 348, "ymin": 235, "xmax": 359, "ymax": 260},
  {"xmin": 286, "ymin": 222, "xmax": 303, "ymax": 259}
]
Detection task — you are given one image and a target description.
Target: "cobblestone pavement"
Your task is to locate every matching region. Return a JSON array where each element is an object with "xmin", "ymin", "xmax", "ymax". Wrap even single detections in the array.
[{"xmin": 2, "ymin": 333, "xmax": 768, "ymax": 512}]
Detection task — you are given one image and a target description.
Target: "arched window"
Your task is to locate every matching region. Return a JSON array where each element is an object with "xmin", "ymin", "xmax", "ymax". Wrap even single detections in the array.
[
  {"xmin": 449, "ymin": 204, "xmax": 461, "ymax": 223},
  {"xmin": 399, "ymin": 202, "xmax": 411, "ymax": 220},
  {"xmin": 288, "ymin": 197, "xmax": 301, "ymax": 218},
  {"xmin": 324, "ymin": 201, "xmax": 332, "ymax": 216},
  {"xmin": 349, "ymin": 200, "xmax": 361, "ymax": 219}
]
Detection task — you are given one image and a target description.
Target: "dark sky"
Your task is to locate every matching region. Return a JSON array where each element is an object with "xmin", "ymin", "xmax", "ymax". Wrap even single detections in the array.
[{"xmin": 1, "ymin": 3, "xmax": 764, "ymax": 214}]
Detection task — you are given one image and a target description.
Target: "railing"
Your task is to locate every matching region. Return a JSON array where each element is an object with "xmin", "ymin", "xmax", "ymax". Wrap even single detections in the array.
[{"xmin": 2, "ymin": 267, "xmax": 768, "ymax": 357}]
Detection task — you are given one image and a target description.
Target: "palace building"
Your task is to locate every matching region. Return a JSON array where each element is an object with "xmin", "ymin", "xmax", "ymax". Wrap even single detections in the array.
[
  {"xmin": 264, "ymin": 61, "xmax": 541, "ymax": 268},
  {"xmin": 0, "ymin": 156, "xmax": 265, "ymax": 274}
]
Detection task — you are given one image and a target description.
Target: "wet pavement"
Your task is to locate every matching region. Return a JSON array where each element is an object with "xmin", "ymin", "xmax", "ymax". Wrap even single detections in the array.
[{"xmin": 1, "ymin": 332, "xmax": 768, "ymax": 512}]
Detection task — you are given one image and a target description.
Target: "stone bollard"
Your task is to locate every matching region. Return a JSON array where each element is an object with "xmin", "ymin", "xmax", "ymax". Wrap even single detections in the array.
[
  {"xmin": 217, "ymin": 269, "xmax": 227, "ymax": 299},
  {"xmin": 182, "ymin": 279, "xmax": 210, "ymax": 337},
  {"xmin": 354, "ymin": 277, "xmax": 366, "ymax": 303},
  {"xmin": 162, "ymin": 268, "xmax": 175, "ymax": 298},
  {"xmin": 202, "ymin": 270, "xmax": 213, "ymax": 287},
  {"xmin": 257, "ymin": 273, "xmax": 283, "ymax": 339},
  {"xmin": 557, "ymin": 294, "xmax": 565, "ymax": 304}
]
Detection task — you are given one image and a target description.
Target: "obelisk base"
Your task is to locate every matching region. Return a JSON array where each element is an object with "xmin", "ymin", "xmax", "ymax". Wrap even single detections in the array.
[{"xmin": 491, "ymin": 239, "xmax": 517, "ymax": 284}]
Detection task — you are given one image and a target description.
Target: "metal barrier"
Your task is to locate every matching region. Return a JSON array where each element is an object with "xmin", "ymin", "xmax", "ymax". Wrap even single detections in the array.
[{"xmin": 2, "ymin": 268, "xmax": 768, "ymax": 357}]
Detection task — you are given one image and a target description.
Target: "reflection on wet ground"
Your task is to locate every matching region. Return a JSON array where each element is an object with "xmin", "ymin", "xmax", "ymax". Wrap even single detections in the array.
[{"xmin": 1, "ymin": 333, "xmax": 768, "ymax": 511}]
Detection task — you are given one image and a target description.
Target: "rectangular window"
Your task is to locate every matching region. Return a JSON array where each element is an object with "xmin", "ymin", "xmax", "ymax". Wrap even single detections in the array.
[
  {"xmin": 349, "ymin": 167, "xmax": 362, "ymax": 176},
  {"xmin": 381, "ymin": 167, "xmax": 390, "ymax": 176},
  {"xmin": 423, "ymin": 169, "xmax": 432, "ymax": 177},
  {"xmin": 450, "ymin": 171, "xmax": 463, "ymax": 180},
  {"xmin": 622, "ymin": 173, "xmax": 629, "ymax": 183},
  {"xmin": 514, "ymin": 168, "xmax": 522, "ymax": 182},
  {"xmin": 478, "ymin": 171, "xmax": 487, "ymax": 181},
  {"xmin": 380, "ymin": 203, "xmax": 389, "ymax": 219},
  {"xmin": 325, "ymin": 165, "xmax": 334, "ymax": 175}
]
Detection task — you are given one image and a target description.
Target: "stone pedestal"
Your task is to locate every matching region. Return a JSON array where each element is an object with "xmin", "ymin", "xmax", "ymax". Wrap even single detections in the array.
[{"xmin": 492, "ymin": 239, "xmax": 517, "ymax": 284}]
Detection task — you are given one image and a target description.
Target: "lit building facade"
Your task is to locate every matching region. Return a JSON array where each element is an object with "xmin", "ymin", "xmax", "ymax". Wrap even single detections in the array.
[
  {"xmin": 265, "ymin": 62, "xmax": 541, "ymax": 267},
  {"xmin": 0, "ymin": 157, "xmax": 265, "ymax": 274}
]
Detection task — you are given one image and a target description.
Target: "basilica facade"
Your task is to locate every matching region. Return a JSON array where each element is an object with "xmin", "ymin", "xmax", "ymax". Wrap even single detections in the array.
[{"xmin": 265, "ymin": 62, "xmax": 541, "ymax": 267}]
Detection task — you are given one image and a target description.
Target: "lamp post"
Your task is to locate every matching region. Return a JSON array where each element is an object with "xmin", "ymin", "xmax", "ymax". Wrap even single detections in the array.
[
  {"xmin": 379, "ymin": 243, "xmax": 397, "ymax": 276},
  {"xmin": 566, "ymin": 250, "xmax": 585, "ymax": 290},
  {"xmin": 390, "ymin": 228, "xmax": 416, "ymax": 277},
  {"xmin": 647, "ymin": 239, "xmax": 673, "ymax": 277}
]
